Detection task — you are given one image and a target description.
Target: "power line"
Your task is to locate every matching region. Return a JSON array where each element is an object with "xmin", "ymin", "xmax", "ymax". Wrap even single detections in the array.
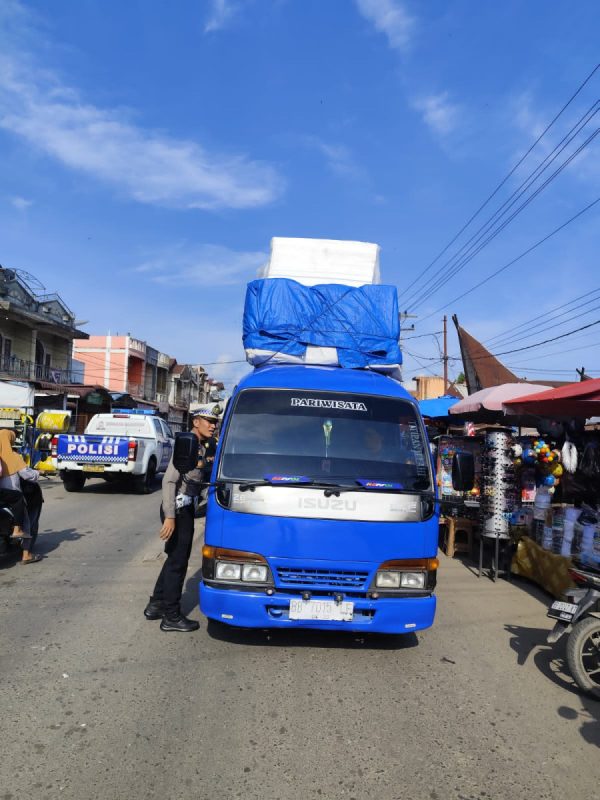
[
  {"xmin": 449, "ymin": 316, "xmax": 600, "ymax": 364},
  {"xmin": 484, "ymin": 285, "xmax": 600, "ymax": 346},
  {"xmin": 485, "ymin": 297, "xmax": 600, "ymax": 351},
  {"xmin": 405, "ymin": 102, "xmax": 600, "ymax": 310},
  {"xmin": 402, "ymin": 349, "xmax": 444, "ymax": 377},
  {"xmin": 420, "ymin": 195, "xmax": 600, "ymax": 322},
  {"xmin": 408, "ymin": 123, "xmax": 600, "ymax": 311},
  {"xmin": 398, "ymin": 62, "xmax": 600, "ymax": 302}
]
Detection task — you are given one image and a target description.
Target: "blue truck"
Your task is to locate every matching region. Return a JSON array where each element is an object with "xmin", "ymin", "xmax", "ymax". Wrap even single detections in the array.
[
  {"xmin": 199, "ymin": 363, "xmax": 439, "ymax": 634},
  {"xmin": 193, "ymin": 240, "xmax": 453, "ymax": 635}
]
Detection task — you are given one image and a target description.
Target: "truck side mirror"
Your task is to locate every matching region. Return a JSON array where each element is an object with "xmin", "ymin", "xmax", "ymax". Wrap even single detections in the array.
[
  {"xmin": 173, "ymin": 432, "xmax": 199, "ymax": 473},
  {"xmin": 452, "ymin": 452, "xmax": 475, "ymax": 492}
]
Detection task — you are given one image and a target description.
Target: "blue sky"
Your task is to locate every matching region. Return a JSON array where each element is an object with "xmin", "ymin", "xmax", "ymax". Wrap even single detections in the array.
[{"xmin": 1, "ymin": 0, "xmax": 599, "ymax": 390}]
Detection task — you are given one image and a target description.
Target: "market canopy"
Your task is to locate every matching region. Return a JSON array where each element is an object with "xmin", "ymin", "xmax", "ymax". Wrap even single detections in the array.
[
  {"xmin": 418, "ymin": 395, "xmax": 460, "ymax": 419},
  {"xmin": 503, "ymin": 377, "xmax": 600, "ymax": 418},
  {"xmin": 449, "ymin": 383, "xmax": 550, "ymax": 416}
]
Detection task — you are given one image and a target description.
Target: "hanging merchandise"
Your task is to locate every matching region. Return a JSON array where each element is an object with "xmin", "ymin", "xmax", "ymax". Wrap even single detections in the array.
[
  {"xmin": 561, "ymin": 507, "xmax": 580, "ymax": 556},
  {"xmin": 562, "ymin": 440, "xmax": 578, "ymax": 474},
  {"xmin": 481, "ymin": 429, "xmax": 516, "ymax": 537}
]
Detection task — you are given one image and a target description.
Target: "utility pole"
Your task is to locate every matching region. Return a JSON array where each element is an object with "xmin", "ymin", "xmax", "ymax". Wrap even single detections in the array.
[
  {"xmin": 443, "ymin": 315, "xmax": 448, "ymax": 393},
  {"xmin": 399, "ymin": 311, "xmax": 418, "ymax": 341}
]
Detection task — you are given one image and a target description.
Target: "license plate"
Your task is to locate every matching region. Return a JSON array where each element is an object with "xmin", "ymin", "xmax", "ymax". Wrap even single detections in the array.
[
  {"xmin": 547, "ymin": 600, "xmax": 579, "ymax": 621},
  {"xmin": 82, "ymin": 465, "xmax": 105, "ymax": 473},
  {"xmin": 289, "ymin": 598, "xmax": 354, "ymax": 622}
]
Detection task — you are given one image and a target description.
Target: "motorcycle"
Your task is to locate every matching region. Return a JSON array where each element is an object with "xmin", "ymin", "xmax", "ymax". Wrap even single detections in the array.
[{"xmin": 547, "ymin": 561, "xmax": 600, "ymax": 698}]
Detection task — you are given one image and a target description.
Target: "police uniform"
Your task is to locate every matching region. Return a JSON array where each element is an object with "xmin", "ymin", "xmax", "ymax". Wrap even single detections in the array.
[{"xmin": 144, "ymin": 404, "xmax": 221, "ymax": 631}]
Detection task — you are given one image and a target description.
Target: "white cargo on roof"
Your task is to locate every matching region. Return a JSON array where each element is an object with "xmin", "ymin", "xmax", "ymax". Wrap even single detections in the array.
[{"xmin": 260, "ymin": 237, "xmax": 381, "ymax": 287}]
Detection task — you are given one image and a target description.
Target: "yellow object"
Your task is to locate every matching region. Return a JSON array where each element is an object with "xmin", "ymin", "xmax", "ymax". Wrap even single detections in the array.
[
  {"xmin": 511, "ymin": 535, "xmax": 576, "ymax": 599},
  {"xmin": 36, "ymin": 458, "xmax": 56, "ymax": 473},
  {"xmin": 36, "ymin": 410, "xmax": 71, "ymax": 432}
]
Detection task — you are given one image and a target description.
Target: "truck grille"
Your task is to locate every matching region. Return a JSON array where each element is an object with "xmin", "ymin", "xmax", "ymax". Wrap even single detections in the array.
[{"xmin": 276, "ymin": 567, "xmax": 369, "ymax": 589}]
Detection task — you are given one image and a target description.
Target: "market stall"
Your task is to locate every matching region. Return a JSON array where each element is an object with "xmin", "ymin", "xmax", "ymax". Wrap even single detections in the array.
[
  {"xmin": 500, "ymin": 378, "xmax": 600, "ymax": 595},
  {"xmin": 442, "ymin": 383, "xmax": 551, "ymax": 577}
]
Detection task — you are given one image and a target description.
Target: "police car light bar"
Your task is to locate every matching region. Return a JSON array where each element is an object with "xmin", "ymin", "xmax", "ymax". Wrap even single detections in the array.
[{"xmin": 111, "ymin": 408, "xmax": 157, "ymax": 415}]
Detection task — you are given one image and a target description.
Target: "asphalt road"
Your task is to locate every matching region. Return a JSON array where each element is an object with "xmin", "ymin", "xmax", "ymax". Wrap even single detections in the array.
[{"xmin": 0, "ymin": 476, "xmax": 598, "ymax": 800}]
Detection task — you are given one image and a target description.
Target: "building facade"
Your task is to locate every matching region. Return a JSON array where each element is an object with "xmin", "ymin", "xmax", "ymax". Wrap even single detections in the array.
[
  {"xmin": 73, "ymin": 336, "xmax": 224, "ymax": 426},
  {"xmin": 0, "ymin": 267, "xmax": 88, "ymax": 385}
]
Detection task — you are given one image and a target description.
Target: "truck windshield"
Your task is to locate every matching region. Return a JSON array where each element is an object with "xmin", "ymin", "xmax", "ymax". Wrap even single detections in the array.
[{"xmin": 219, "ymin": 389, "xmax": 431, "ymax": 491}]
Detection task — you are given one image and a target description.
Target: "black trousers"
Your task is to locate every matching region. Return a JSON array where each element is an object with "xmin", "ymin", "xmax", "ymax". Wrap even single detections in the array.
[
  {"xmin": 0, "ymin": 488, "xmax": 26, "ymax": 527},
  {"xmin": 151, "ymin": 504, "xmax": 196, "ymax": 617}
]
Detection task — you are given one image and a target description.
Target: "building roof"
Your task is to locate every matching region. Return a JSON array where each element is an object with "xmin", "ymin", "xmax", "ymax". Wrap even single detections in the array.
[
  {"xmin": 452, "ymin": 316, "xmax": 568, "ymax": 393},
  {"xmin": 452, "ymin": 316, "xmax": 519, "ymax": 393},
  {"xmin": 34, "ymin": 382, "xmax": 112, "ymax": 401}
]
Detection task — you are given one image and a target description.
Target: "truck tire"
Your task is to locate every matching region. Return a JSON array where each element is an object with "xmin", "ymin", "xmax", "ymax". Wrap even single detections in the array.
[
  {"xmin": 62, "ymin": 472, "xmax": 86, "ymax": 493},
  {"xmin": 565, "ymin": 615, "xmax": 600, "ymax": 698},
  {"xmin": 134, "ymin": 458, "xmax": 157, "ymax": 495}
]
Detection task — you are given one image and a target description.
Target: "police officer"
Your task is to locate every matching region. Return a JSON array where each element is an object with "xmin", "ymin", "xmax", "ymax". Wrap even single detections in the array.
[{"xmin": 144, "ymin": 404, "xmax": 221, "ymax": 632}]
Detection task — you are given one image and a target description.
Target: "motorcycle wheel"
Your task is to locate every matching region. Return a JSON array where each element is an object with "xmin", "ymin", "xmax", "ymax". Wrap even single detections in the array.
[{"xmin": 565, "ymin": 615, "xmax": 600, "ymax": 698}]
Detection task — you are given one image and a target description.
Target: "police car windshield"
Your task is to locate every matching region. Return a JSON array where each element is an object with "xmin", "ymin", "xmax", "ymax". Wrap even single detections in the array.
[
  {"xmin": 218, "ymin": 389, "xmax": 431, "ymax": 491},
  {"xmin": 85, "ymin": 414, "xmax": 154, "ymax": 437}
]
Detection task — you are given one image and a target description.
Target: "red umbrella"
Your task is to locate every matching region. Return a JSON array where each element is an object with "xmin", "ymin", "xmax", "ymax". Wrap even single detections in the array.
[{"xmin": 503, "ymin": 378, "xmax": 600, "ymax": 418}]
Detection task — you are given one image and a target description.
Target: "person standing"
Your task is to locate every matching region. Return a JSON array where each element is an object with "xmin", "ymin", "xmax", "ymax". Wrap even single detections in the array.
[
  {"xmin": 144, "ymin": 404, "xmax": 220, "ymax": 632},
  {"xmin": 0, "ymin": 429, "xmax": 43, "ymax": 564}
]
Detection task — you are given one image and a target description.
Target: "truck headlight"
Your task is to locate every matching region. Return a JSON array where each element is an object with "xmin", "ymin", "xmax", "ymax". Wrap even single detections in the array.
[
  {"xmin": 372, "ymin": 558, "xmax": 438, "ymax": 592},
  {"xmin": 242, "ymin": 563, "xmax": 269, "ymax": 583},
  {"xmin": 400, "ymin": 572, "xmax": 426, "ymax": 589},
  {"xmin": 376, "ymin": 570, "xmax": 401, "ymax": 588},
  {"xmin": 202, "ymin": 546, "xmax": 274, "ymax": 587},
  {"xmin": 215, "ymin": 562, "xmax": 242, "ymax": 581}
]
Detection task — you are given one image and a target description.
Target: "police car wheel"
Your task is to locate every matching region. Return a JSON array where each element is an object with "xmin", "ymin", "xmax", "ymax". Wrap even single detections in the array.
[
  {"xmin": 63, "ymin": 473, "xmax": 86, "ymax": 492},
  {"xmin": 135, "ymin": 458, "xmax": 157, "ymax": 494}
]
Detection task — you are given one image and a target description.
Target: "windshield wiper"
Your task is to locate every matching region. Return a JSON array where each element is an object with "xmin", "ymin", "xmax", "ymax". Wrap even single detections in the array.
[
  {"xmin": 234, "ymin": 478, "xmax": 349, "ymax": 496},
  {"xmin": 322, "ymin": 481, "xmax": 432, "ymax": 496},
  {"xmin": 235, "ymin": 477, "xmax": 314, "ymax": 492}
]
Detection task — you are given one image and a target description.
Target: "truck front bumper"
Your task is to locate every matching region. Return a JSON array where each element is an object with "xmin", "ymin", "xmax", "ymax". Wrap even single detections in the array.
[{"xmin": 199, "ymin": 583, "xmax": 436, "ymax": 634}]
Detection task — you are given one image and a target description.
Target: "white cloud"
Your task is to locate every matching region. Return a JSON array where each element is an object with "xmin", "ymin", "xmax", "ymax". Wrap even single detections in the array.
[
  {"xmin": 10, "ymin": 195, "xmax": 32, "ymax": 209},
  {"xmin": 204, "ymin": 0, "xmax": 237, "ymax": 33},
  {"xmin": 0, "ymin": 50, "xmax": 283, "ymax": 210},
  {"xmin": 509, "ymin": 91, "xmax": 600, "ymax": 184},
  {"xmin": 303, "ymin": 136, "xmax": 365, "ymax": 180},
  {"xmin": 412, "ymin": 92, "xmax": 461, "ymax": 137},
  {"xmin": 135, "ymin": 243, "xmax": 267, "ymax": 287},
  {"xmin": 355, "ymin": 0, "xmax": 415, "ymax": 52}
]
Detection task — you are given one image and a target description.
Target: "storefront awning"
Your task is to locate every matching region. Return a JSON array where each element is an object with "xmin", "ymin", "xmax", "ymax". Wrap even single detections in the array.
[{"xmin": 504, "ymin": 378, "xmax": 600, "ymax": 418}]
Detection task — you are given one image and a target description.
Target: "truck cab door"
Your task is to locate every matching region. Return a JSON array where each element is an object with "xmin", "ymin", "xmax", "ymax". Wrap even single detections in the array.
[
  {"xmin": 160, "ymin": 420, "xmax": 174, "ymax": 470},
  {"xmin": 152, "ymin": 419, "xmax": 166, "ymax": 471}
]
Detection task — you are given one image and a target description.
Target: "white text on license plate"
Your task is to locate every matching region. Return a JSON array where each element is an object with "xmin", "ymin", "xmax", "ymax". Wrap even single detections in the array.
[
  {"xmin": 549, "ymin": 600, "xmax": 578, "ymax": 619},
  {"xmin": 289, "ymin": 599, "xmax": 354, "ymax": 622}
]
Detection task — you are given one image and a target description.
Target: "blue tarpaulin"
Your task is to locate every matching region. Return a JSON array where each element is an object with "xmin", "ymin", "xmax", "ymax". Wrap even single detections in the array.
[
  {"xmin": 418, "ymin": 395, "xmax": 459, "ymax": 419},
  {"xmin": 243, "ymin": 279, "xmax": 402, "ymax": 369}
]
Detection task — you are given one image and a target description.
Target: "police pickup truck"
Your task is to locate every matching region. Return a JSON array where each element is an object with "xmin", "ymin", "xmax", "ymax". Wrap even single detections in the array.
[{"xmin": 52, "ymin": 409, "xmax": 174, "ymax": 493}]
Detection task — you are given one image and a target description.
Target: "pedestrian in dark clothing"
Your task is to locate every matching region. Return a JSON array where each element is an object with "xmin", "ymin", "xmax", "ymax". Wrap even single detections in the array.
[
  {"xmin": 144, "ymin": 404, "xmax": 220, "ymax": 632},
  {"xmin": 0, "ymin": 429, "xmax": 43, "ymax": 563}
]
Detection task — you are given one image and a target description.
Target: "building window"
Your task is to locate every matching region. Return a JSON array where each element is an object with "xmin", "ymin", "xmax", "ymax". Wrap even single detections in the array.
[
  {"xmin": 35, "ymin": 338, "xmax": 45, "ymax": 366},
  {"xmin": 2, "ymin": 336, "xmax": 11, "ymax": 369}
]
